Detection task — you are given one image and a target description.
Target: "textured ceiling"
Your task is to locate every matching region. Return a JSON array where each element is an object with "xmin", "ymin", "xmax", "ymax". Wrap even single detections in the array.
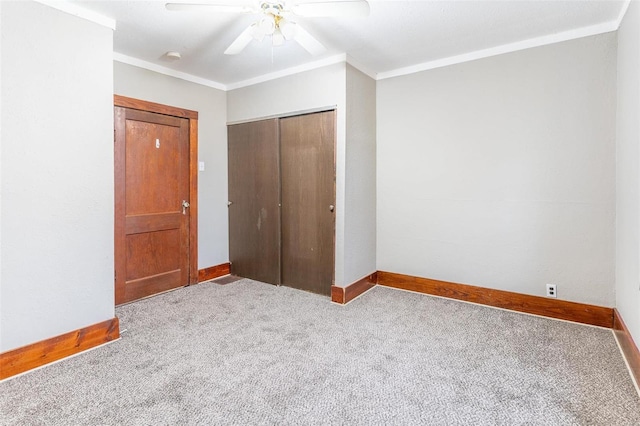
[{"xmin": 70, "ymin": 0, "xmax": 626, "ymax": 88}]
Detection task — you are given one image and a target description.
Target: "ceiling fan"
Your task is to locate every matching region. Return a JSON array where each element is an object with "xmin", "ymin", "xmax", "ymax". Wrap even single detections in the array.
[{"xmin": 165, "ymin": 1, "xmax": 370, "ymax": 56}]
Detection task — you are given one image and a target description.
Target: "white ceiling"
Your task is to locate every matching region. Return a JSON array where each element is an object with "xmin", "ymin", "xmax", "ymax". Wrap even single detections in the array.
[{"xmin": 69, "ymin": 0, "xmax": 627, "ymax": 89}]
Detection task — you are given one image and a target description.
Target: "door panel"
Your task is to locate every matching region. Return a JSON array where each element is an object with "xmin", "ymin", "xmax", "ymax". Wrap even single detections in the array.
[
  {"xmin": 227, "ymin": 119, "xmax": 280, "ymax": 285},
  {"xmin": 115, "ymin": 107, "xmax": 190, "ymax": 304},
  {"xmin": 280, "ymin": 111, "xmax": 336, "ymax": 295},
  {"xmin": 126, "ymin": 230, "xmax": 181, "ymax": 280},
  {"xmin": 125, "ymin": 117, "xmax": 182, "ymax": 215}
]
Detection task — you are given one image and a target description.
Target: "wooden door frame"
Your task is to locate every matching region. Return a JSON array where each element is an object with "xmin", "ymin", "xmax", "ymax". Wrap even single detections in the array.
[{"xmin": 114, "ymin": 95, "xmax": 199, "ymax": 300}]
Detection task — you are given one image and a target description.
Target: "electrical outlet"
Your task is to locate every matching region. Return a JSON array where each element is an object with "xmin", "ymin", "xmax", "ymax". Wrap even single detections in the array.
[{"xmin": 546, "ymin": 284, "xmax": 557, "ymax": 298}]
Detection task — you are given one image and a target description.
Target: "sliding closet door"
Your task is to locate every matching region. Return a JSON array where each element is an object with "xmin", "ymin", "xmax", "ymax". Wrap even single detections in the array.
[
  {"xmin": 280, "ymin": 111, "xmax": 336, "ymax": 295},
  {"xmin": 228, "ymin": 119, "xmax": 280, "ymax": 285}
]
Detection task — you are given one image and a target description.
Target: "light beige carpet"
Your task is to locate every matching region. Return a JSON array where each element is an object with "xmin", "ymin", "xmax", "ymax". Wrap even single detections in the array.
[{"xmin": 1, "ymin": 279, "xmax": 639, "ymax": 425}]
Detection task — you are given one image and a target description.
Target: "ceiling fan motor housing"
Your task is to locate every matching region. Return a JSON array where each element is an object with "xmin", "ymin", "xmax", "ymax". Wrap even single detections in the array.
[
  {"xmin": 253, "ymin": 2, "xmax": 297, "ymax": 43},
  {"xmin": 261, "ymin": 1, "xmax": 285, "ymax": 16}
]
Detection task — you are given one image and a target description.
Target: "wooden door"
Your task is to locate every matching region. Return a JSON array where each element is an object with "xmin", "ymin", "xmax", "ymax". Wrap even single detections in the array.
[
  {"xmin": 227, "ymin": 119, "xmax": 280, "ymax": 285},
  {"xmin": 114, "ymin": 106, "xmax": 191, "ymax": 304},
  {"xmin": 280, "ymin": 111, "xmax": 336, "ymax": 295}
]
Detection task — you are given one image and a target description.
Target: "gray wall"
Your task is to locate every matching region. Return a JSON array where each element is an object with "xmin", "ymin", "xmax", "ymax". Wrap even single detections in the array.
[
  {"xmin": 616, "ymin": 2, "xmax": 640, "ymax": 345},
  {"xmin": 1, "ymin": 1, "xmax": 115, "ymax": 351},
  {"xmin": 0, "ymin": 0, "xmax": 631, "ymax": 356},
  {"xmin": 113, "ymin": 62, "xmax": 229, "ymax": 270},
  {"xmin": 377, "ymin": 33, "xmax": 617, "ymax": 306},
  {"xmin": 227, "ymin": 63, "xmax": 346, "ymax": 124},
  {"xmin": 0, "ymin": 0, "xmax": 4, "ymax": 348},
  {"xmin": 345, "ymin": 65, "xmax": 377, "ymax": 282}
]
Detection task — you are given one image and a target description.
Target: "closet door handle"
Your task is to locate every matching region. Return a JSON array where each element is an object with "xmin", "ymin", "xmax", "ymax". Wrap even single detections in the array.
[{"xmin": 329, "ymin": 205, "xmax": 335, "ymax": 212}]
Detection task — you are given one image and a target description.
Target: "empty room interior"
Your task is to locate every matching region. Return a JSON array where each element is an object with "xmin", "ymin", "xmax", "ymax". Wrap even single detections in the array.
[{"xmin": 1, "ymin": 0, "xmax": 640, "ymax": 424}]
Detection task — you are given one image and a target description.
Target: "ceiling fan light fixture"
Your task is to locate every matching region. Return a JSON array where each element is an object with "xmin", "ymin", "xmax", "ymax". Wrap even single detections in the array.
[
  {"xmin": 214, "ymin": 0, "xmax": 357, "ymax": 55},
  {"xmin": 257, "ymin": 15, "xmax": 276, "ymax": 36},
  {"xmin": 272, "ymin": 28, "xmax": 285, "ymax": 46}
]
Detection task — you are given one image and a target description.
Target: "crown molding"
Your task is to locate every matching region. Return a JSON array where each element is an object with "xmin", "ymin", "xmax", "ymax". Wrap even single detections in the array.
[
  {"xmin": 113, "ymin": 53, "xmax": 227, "ymax": 91},
  {"xmin": 377, "ymin": 20, "xmax": 619, "ymax": 81},
  {"xmin": 34, "ymin": 0, "xmax": 116, "ymax": 30},
  {"xmin": 225, "ymin": 54, "xmax": 348, "ymax": 90},
  {"xmin": 616, "ymin": 0, "xmax": 632, "ymax": 29},
  {"xmin": 112, "ymin": 7, "xmax": 625, "ymax": 90},
  {"xmin": 345, "ymin": 55, "xmax": 377, "ymax": 81},
  {"xmin": 113, "ymin": 52, "xmax": 370, "ymax": 92},
  {"xmin": 226, "ymin": 54, "xmax": 379, "ymax": 90}
]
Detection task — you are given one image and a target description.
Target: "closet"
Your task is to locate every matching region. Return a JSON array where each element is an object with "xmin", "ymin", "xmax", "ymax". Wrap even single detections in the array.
[{"xmin": 227, "ymin": 110, "xmax": 335, "ymax": 295}]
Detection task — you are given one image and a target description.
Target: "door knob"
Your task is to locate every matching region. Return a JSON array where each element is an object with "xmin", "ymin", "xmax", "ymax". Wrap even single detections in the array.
[
  {"xmin": 182, "ymin": 200, "xmax": 190, "ymax": 215},
  {"xmin": 329, "ymin": 205, "xmax": 335, "ymax": 212},
  {"xmin": 228, "ymin": 201, "xmax": 233, "ymax": 207}
]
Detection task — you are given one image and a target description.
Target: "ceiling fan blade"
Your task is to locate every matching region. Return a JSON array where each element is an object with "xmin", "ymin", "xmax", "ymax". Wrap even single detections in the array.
[
  {"xmin": 291, "ymin": 0, "xmax": 370, "ymax": 17},
  {"xmin": 165, "ymin": 3, "xmax": 255, "ymax": 13},
  {"xmin": 224, "ymin": 24, "xmax": 256, "ymax": 55},
  {"xmin": 293, "ymin": 24, "xmax": 326, "ymax": 56}
]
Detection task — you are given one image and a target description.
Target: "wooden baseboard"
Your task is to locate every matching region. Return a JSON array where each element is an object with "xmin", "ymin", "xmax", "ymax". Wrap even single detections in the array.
[
  {"xmin": 331, "ymin": 272, "xmax": 377, "ymax": 304},
  {"xmin": 197, "ymin": 263, "xmax": 231, "ymax": 283},
  {"xmin": 0, "ymin": 318, "xmax": 120, "ymax": 380},
  {"xmin": 377, "ymin": 271, "xmax": 614, "ymax": 328},
  {"xmin": 613, "ymin": 308, "xmax": 640, "ymax": 389}
]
